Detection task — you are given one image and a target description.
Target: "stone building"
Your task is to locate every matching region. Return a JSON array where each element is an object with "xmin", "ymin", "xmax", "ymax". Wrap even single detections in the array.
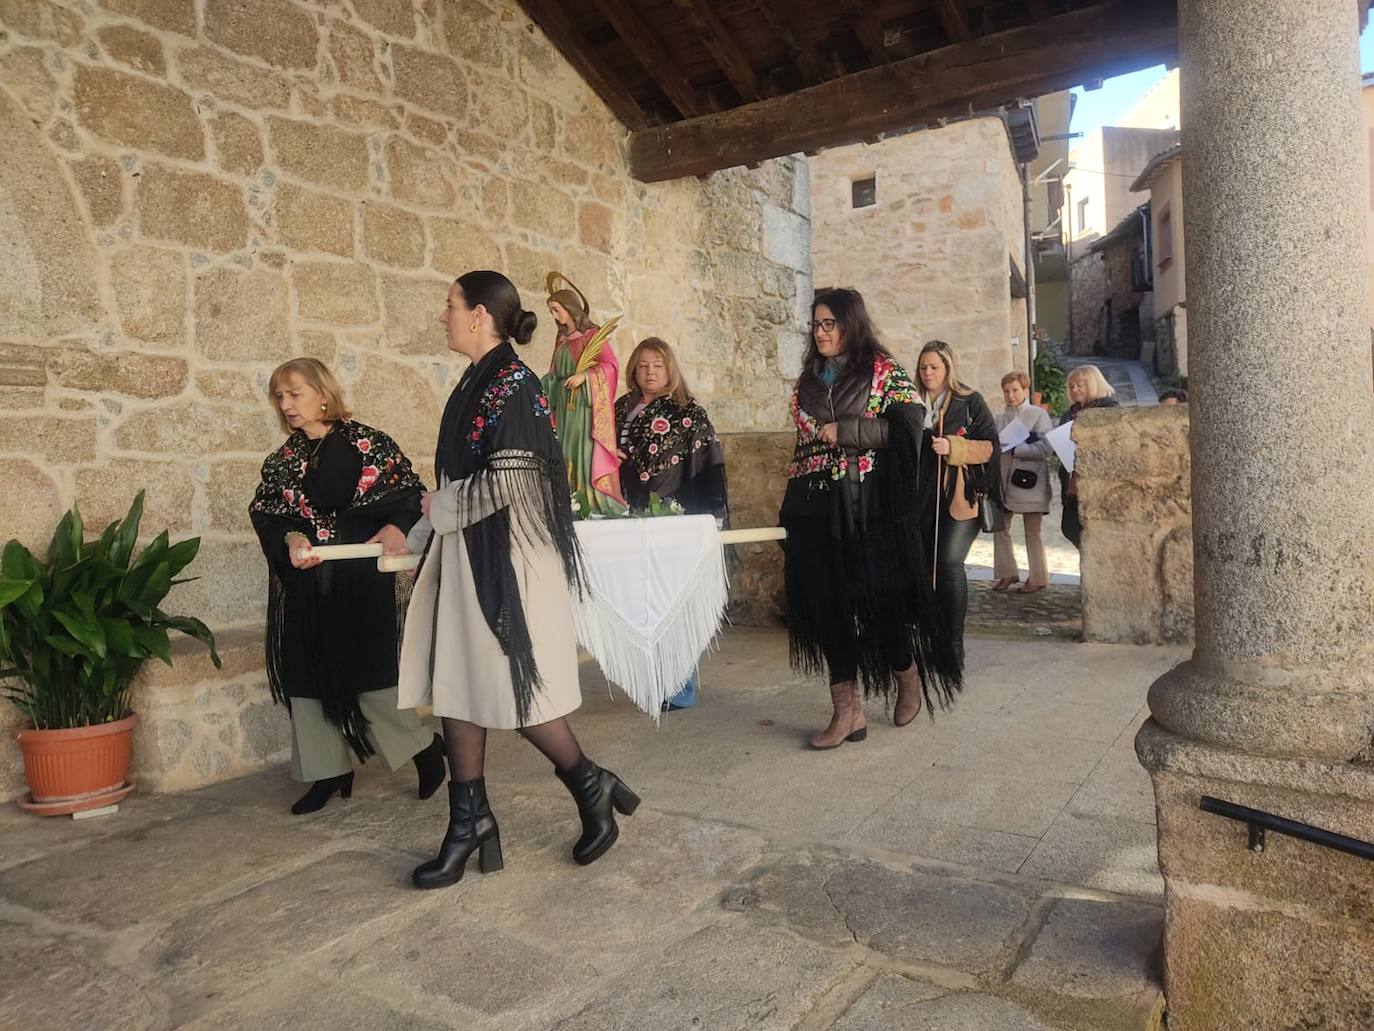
[
  {"xmin": 809, "ymin": 116, "xmax": 1031, "ymax": 400},
  {"xmin": 1131, "ymin": 144, "xmax": 1186, "ymax": 377},
  {"xmin": 0, "ymin": 0, "xmax": 810, "ymax": 797},
  {"xmin": 1072, "ymin": 201, "xmax": 1155, "ymax": 360}
]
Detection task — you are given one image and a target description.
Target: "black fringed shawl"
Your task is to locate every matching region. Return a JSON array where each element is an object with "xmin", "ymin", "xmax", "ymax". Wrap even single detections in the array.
[
  {"xmin": 779, "ymin": 354, "xmax": 963, "ymax": 711},
  {"xmin": 249, "ymin": 420, "xmax": 423, "ymax": 760},
  {"xmin": 614, "ymin": 393, "xmax": 728, "ymax": 521},
  {"xmin": 432, "ymin": 342, "xmax": 583, "ymax": 726}
]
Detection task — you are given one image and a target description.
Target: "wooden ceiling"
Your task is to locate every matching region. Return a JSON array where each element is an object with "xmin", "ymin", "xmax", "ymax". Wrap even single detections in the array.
[{"xmin": 520, "ymin": 0, "xmax": 1367, "ymax": 182}]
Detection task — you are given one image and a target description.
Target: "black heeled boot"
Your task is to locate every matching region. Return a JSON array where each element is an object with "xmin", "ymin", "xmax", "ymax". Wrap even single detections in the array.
[
  {"xmin": 411, "ymin": 778, "xmax": 503, "ymax": 890},
  {"xmin": 290, "ymin": 772, "xmax": 354, "ymax": 815},
  {"xmin": 554, "ymin": 756, "xmax": 641, "ymax": 866},
  {"xmin": 414, "ymin": 733, "xmax": 446, "ymax": 800}
]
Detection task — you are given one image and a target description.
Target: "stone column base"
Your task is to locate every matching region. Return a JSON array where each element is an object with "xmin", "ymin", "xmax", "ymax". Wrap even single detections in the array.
[{"xmin": 1135, "ymin": 720, "xmax": 1374, "ymax": 1030}]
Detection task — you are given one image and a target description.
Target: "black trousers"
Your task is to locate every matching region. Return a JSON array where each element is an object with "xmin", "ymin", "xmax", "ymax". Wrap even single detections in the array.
[
  {"xmin": 934, "ymin": 513, "xmax": 982, "ymax": 658},
  {"xmin": 821, "ymin": 615, "xmax": 913, "ymax": 686}
]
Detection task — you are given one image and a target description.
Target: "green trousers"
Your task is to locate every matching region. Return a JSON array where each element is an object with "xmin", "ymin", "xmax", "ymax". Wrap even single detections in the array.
[{"xmin": 289, "ymin": 686, "xmax": 433, "ymax": 782}]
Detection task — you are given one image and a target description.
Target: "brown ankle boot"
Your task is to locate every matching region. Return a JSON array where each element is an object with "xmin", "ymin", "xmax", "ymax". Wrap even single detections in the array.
[
  {"xmin": 810, "ymin": 681, "xmax": 868, "ymax": 750},
  {"xmin": 894, "ymin": 665, "xmax": 924, "ymax": 727}
]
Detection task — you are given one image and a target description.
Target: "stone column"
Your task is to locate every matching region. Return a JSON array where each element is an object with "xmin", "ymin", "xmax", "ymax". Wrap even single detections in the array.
[{"xmin": 1138, "ymin": 1, "xmax": 1374, "ymax": 1025}]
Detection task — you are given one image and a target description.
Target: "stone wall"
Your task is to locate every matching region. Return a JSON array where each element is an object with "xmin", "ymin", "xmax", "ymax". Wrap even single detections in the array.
[
  {"xmin": 720, "ymin": 431, "xmax": 791, "ymax": 628},
  {"xmin": 0, "ymin": 0, "xmax": 809, "ymax": 799},
  {"xmin": 809, "ymin": 117, "xmax": 1029, "ymax": 400},
  {"xmin": 1068, "ymin": 242, "xmax": 1148, "ymax": 359},
  {"xmin": 1075, "ymin": 404, "xmax": 1193, "ymax": 645}
]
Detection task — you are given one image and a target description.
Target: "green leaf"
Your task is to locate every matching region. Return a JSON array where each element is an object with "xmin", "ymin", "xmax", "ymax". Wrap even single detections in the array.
[
  {"xmin": 131, "ymin": 626, "xmax": 171, "ymax": 666},
  {"xmin": 42, "ymin": 634, "xmax": 91, "ymax": 659},
  {"xmin": 46, "ymin": 509, "xmax": 82, "ymax": 570},
  {"xmin": 163, "ymin": 536, "xmax": 201, "ymax": 578},
  {"xmin": 99, "ymin": 617, "xmax": 138, "ymax": 658},
  {"xmin": 0, "ymin": 578, "xmax": 34, "ymax": 608},
  {"xmin": 109, "ymin": 491, "xmax": 146, "ymax": 570},
  {"xmin": 51, "ymin": 608, "xmax": 107, "ymax": 659},
  {"xmin": 156, "ymin": 612, "xmax": 221, "ymax": 668}
]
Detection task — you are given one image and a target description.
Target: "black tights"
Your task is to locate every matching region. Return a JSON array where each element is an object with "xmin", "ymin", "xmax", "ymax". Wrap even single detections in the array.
[
  {"xmin": 935, "ymin": 514, "xmax": 981, "ymax": 656},
  {"xmin": 440, "ymin": 716, "xmax": 583, "ymax": 782}
]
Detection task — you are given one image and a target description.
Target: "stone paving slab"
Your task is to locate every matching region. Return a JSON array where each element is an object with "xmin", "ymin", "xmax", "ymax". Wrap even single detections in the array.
[
  {"xmin": 183, "ymin": 973, "xmax": 450, "ymax": 1031},
  {"xmin": 832, "ymin": 974, "xmax": 1058, "ymax": 1031},
  {"xmin": 548, "ymin": 920, "xmax": 863, "ymax": 1031},
  {"xmin": 0, "ymin": 629, "xmax": 1185, "ymax": 1029}
]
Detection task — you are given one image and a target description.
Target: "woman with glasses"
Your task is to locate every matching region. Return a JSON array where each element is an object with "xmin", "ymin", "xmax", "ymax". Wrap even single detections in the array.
[{"xmin": 780, "ymin": 289, "xmax": 961, "ymax": 749}]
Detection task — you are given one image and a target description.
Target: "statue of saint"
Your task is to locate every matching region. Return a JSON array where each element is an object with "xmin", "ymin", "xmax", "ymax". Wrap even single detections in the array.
[{"xmin": 541, "ymin": 273, "xmax": 626, "ymax": 517}]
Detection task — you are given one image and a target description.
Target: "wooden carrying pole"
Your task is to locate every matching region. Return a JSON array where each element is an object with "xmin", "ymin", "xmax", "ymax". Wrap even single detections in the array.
[{"xmin": 299, "ymin": 526, "xmax": 789, "ymax": 573}]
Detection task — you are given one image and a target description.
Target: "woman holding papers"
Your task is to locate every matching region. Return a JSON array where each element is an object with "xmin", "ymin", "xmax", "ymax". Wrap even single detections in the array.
[
  {"xmin": 781, "ymin": 289, "xmax": 961, "ymax": 748},
  {"xmin": 915, "ymin": 340, "xmax": 1001, "ymax": 666},
  {"xmin": 249, "ymin": 358, "xmax": 442, "ymax": 815},
  {"xmin": 992, "ymin": 370, "xmax": 1054, "ymax": 593},
  {"xmin": 399, "ymin": 271, "xmax": 639, "ymax": 890},
  {"xmin": 1059, "ymin": 365, "xmax": 1119, "ymax": 549}
]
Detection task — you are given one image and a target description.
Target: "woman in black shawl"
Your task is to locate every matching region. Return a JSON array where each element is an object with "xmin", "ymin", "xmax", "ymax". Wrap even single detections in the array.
[
  {"xmin": 781, "ymin": 289, "xmax": 962, "ymax": 750},
  {"xmin": 250, "ymin": 358, "xmax": 444, "ymax": 815},
  {"xmin": 398, "ymin": 271, "xmax": 640, "ymax": 890},
  {"xmin": 615, "ymin": 336, "xmax": 728, "ymax": 710}
]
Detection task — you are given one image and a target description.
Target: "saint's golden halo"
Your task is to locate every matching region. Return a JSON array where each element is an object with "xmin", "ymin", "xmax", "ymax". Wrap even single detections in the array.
[{"xmin": 544, "ymin": 271, "xmax": 590, "ymax": 315}]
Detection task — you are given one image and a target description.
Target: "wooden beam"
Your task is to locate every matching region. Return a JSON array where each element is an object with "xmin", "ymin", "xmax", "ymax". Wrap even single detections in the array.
[
  {"xmin": 591, "ymin": 0, "xmax": 704, "ymax": 119},
  {"xmin": 839, "ymin": 0, "xmax": 891, "ymax": 65},
  {"xmin": 628, "ymin": 0, "xmax": 1178, "ymax": 181},
  {"xmin": 933, "ymin": 0, "xmax": 971, "ymax": 42},
  {"xmin": 754, "ymin": 0, "xmax": 826, "ymax": 84},
  {"xmin": 1024, "ymin": 0, "xmax": 1055, "ymax": 20},
  {"xmin": 674, "ymin": 0, "xmax": 762, "ymax": 101},
  {"xmin": 519, "ymin": 0, "xmax": 648, "ymax": 129}
]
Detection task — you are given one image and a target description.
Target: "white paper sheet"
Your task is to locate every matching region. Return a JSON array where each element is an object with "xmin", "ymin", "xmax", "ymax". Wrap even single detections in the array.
[
  {"xmin": 1045, "ymin": 421, "xmax": 1076, "ymax": 474},
  {"xmin": 998, "ymin": 418, "xmax": 1031, "ymax": 453}
]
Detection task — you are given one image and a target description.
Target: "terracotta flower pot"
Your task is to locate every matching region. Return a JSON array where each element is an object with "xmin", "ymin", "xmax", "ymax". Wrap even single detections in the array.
[{"xmin": 15, "ymin": 714, "xmax": 138, "ymax": 810}]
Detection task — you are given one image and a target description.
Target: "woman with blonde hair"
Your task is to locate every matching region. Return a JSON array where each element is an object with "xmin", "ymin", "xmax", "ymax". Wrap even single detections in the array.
[
  {"xmin": 1059, "ymin": 364, "xmax": 1119, "ymax": 549},
  {"xmin": 615, "ymin": 337, "xmax": 728, "ymax": 711},
  {"xmin": 915, "ymin": 340, "xmax": 1001, "ymax": 665},
  {"xmin": 249, "ymin": 358, "xmax": 443, "ymax": 815},
  {"xmin": 993, "ymin": 370, "xmax": 1054, "ymax": 593},
  {"xmin": 615, "ymin": 337, "xmax": 727, "ymax": 523}
]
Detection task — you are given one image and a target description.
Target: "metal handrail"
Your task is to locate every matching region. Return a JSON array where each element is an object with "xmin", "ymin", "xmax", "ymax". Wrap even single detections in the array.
[{"xmin": 1199, "ymin": 796, "xmax": 1374, "ymax": 861}]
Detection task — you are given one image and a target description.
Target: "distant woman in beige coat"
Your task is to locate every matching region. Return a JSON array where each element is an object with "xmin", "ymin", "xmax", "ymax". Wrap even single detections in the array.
[{"xmin": 398, "ymin": 270, "xmax": 639, "ymax": 891}]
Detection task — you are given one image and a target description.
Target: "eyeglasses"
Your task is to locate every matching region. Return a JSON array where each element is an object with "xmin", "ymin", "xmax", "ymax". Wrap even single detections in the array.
[{"xmin": 809, "ymin": 319, "xmax": 838, "ymax": 333}]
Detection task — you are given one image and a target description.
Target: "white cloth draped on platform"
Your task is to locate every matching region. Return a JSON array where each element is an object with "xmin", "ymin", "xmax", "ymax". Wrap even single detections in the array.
[{"xmin": 571, "ymin": 514, "xmax": 728, "ymax": 717}]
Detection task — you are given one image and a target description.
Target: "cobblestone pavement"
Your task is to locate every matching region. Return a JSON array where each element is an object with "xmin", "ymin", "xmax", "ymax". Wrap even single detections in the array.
[{"xmin": 0, "ymin": 629, "xmax": 1185, "ymax": 1030}]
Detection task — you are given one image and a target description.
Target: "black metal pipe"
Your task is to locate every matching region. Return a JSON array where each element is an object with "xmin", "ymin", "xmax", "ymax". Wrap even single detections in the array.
[{"xmin": 1199, "ymin": 796, "xmax": 1374, "ymax": 862}]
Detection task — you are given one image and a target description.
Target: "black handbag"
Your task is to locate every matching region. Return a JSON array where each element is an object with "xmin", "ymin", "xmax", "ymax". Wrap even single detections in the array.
[{"xmin": 1011, "ymin": 467, "xmax": 1038, "ymax": 490}]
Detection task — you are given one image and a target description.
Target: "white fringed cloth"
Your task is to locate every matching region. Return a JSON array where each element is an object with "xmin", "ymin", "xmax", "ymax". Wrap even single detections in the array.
[{"xmin": 571, "ymin": 514, "xmax": 728, "ymax": 717}]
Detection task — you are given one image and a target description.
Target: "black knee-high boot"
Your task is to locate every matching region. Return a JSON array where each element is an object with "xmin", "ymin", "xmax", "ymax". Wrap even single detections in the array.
[
  {"xmin": 411, "ymin": 778, "xmax": 503, "ymax": 889},
  {"xmin": 554, "ymin": 756, "xmax": 641, "ymax": 866}
]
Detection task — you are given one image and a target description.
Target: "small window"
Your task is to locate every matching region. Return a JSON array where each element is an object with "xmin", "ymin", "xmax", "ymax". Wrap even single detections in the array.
[
  {"xmin": 852, "ymin": 177, "xmax": 876, "ymax": 209},
  {"xmin": 1076, "ymin": 196, "xmax": 1090, "ymax": 232}
]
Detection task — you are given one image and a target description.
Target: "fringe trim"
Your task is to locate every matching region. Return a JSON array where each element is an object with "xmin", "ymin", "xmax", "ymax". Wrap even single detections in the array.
[{"xmin": 570, "ymin": 530, "xmax": 728, "ymax": 720}]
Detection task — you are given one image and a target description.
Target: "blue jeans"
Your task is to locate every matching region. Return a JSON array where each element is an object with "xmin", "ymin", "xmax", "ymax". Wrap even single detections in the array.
[{"xmin": 667, "ymin": 669, "xmax": 698, "ymax": 709}]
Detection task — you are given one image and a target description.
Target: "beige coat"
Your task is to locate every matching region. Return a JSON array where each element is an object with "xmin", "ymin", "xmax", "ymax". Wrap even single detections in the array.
[{"xmin": 397, "ymin": 473, "xmax": 581, "ymax": 729}]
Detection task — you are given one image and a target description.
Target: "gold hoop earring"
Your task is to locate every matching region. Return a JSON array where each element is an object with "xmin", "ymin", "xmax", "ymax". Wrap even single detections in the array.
[
  {"xmin": 469, "ymin": 322, "xmax": 478, "ymax": 333},
  {"xmin": 320, "ymin": 403, "xmax": 327, "ymax": 411}
]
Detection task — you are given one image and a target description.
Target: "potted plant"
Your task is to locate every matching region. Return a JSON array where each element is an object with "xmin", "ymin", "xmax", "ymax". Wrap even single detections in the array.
[{"xmin": 0, "ymin": 491, "xmax": 220, "ymax": 815}]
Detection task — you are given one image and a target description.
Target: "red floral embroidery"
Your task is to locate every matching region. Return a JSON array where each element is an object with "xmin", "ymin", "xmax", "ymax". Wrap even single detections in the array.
[
  {"xmin": 357, "ymin": 438, "xmax": 372, "ymax": 453},
  {"xmin": 358, "ymin": 464, "xmax": 380, "ymax": 494},
  {"xmin": 650, "ymin": 416, "xmax": 671, "ymax": 435},
  {"xmin": 857, "ymin": 455, "xmax": 873, "ymax": 475}
]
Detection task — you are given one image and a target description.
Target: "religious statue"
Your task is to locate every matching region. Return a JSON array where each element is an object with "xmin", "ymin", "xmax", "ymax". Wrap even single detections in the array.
[{"xmin": 541, "ymin": 272, "xmax": 626, "ymax": 517}]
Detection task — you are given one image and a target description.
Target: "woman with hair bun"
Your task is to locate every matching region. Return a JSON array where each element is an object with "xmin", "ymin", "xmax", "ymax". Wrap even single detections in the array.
[{"xmin": 399, "ymin": 270, "xmax": 640, "ymax": 890}]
